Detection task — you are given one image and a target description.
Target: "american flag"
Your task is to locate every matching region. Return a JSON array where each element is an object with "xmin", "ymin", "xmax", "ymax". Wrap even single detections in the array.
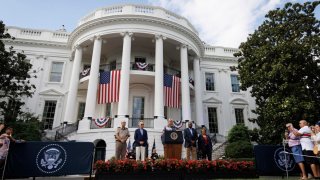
[
  {"xmin": 164, "ymin": 74, "xmax": 180, "ymax": 108},
  {"xmin": 97, "ymin": 70, "xmax": 121, "ymax": 104}
]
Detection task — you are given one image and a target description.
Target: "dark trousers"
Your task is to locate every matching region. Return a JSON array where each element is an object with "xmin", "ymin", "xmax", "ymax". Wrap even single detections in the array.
[{"xmin": 201, "ymin": 149, "xmax": 212, "ymax": 161}]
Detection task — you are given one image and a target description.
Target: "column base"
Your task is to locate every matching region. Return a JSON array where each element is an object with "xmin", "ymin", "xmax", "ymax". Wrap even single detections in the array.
[
  {"xmin": 77, "ymin": 117, "xmax": 91, "ymax": 132},
  {"xmin": 154, "ymin": 116, "xmax": 167, "ymax": 130},
  {"xmin": 113, "ymin": 116, "xmax": 129, "ymax": 129}
]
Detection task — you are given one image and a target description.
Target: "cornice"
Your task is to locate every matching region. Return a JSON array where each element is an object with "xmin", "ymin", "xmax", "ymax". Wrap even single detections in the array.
[
  {"xmin": 202, "ymin": 55, "xmax": 238, "ymax": 62},
  {"xmin": 68, "ymin": 15, "xmax": 204, "ymax": 56},
  {"xmin": 4, "ymin": 39, "xmax": 68, "ymax": 48}
]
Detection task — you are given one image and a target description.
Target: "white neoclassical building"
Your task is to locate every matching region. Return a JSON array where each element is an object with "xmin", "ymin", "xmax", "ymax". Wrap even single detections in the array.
[{"xmin": 4, "ymin": 4, "xmax": 257, "ymax": 160}]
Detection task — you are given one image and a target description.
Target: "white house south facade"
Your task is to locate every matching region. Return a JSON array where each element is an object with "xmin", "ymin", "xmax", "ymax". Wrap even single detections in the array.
[{"xmin": 3, "ymin": 4, "xmax": 257, "ymax": 160}]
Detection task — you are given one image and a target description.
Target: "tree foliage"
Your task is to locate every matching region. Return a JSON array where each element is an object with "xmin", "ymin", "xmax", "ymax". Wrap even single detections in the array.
[
  {"xmin": 225, "ymin": 124, "xmax": 253, "ymax": 158},
  {"xmin": 0, "ymin": 21, "xmax": 36, "ymax": 123},
  {"xmin": 234, "ymin": 1, "xmax": 320, "ymax": 144},
  {"xmin": 0, "ymin": 21, "xmax": 40, "ymax": 139}
]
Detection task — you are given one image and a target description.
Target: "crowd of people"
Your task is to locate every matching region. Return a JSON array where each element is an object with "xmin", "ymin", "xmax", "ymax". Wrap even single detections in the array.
[
  {"xmin": 285, "ymin": 120, "xmax": 320, "ymax": 180},
  {"xmin": 114, "ymin": 118, "xmax": 214, "ymax": 161}
]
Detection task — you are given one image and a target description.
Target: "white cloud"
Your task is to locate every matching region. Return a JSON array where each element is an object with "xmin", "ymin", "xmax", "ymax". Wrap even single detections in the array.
[{"xmin": 151, "ymin": 0, "xmax": 284, "ymax": 48}]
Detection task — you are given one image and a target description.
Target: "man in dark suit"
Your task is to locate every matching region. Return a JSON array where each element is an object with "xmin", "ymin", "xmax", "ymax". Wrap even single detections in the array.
[
  {"xmin": 184, "ymin": 121, "xmax": 198, "ymax": 160},
  {"xmin": 134, "ymin": 121, "xmax": 148, "ymax": 161}
]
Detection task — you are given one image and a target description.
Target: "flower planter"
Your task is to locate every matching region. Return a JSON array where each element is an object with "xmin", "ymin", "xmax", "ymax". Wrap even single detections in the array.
[{"xmin": 94, "ymin": 159, "xmax": 257, "ymax": 180}]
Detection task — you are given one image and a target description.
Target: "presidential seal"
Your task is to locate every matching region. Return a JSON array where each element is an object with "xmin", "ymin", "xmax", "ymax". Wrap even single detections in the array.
[
  {"xmin": 36, "ymin": 144, "xmax": 67, "ymax": 173},
  {"xmin": 170, "ymin": 132, "xmax": 178, "ymax": 140},
  {"xmin": 273, "ymin": 147, "xmax": 295, "ymax": 171}
]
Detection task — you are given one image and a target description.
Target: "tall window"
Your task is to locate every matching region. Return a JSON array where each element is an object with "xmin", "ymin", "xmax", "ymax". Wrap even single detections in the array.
[
  {"xmin": 110, "ymin": 60, "xmax": 117, "ymax": 70},
  {"xmin": 208, "ymin": 107, "xmax": 218, "ymax": 133},
  {"xmin": 77, "ymin": 103, "xmax": 86, "ymax": 121},
  {"xmin": 235, "ymin": 108, "xmax": 244, "ymax": 124},
  {"xmin": 42, "ymin": 100, "xmax": 57, "ymax": 130},
  {"xmin": 49, "ymin": 62, "xmax": 64, "ymax": 82},
  {"xmin": 205, "ymin": 73, "xmax": 215, "ymax": 91},
  {"xmin": 106, "ymin": 103, "xmax": 111, "ymax": 117},
  {"xmin": 131, "ymin": 97, "xmax": 145, "ymax": 128},
  {"xmin": 231, "ymin": 75, "xmax": 240, "ymax": 92}
]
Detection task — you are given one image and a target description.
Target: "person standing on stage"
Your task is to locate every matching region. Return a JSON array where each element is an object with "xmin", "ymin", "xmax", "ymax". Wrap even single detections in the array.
[
  {"xmin": 285, "ymin": 123, "xmax": 307, "ymax": 180},
  {"xmin": 197, "ymin": 128, "xmax": 212, "ymax": 161},
  {"xmin": 134, "ymin": 121, "xmax": 148, "ymax": 161},
  {"xmin": 115, "ymin": 120, "xmax": 130, "ymax": 160},
  {"xmin": 184, "ymin": 121, "xmax": 198, "ymax": 160}
]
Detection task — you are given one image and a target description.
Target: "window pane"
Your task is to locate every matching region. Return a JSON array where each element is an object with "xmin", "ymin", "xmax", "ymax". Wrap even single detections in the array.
[
  {"xmin": 132, "ymin": 97, "xmax": 145, "ymax": 127},
  {"xmin": 205, "ymin": 73, "xmax": 215, "ymax": 91},
  {"xmin": 235, "ymin": 108, "xmax": 244, "ymax": 124},
  {"xmin": 42, "ymin": 100, "xmax": 57, "ymax": 130},
  {"xmin": 77, "ymin": 103, "xmax": 86, "ymax": 121},
  {"xmin": 208, "ymin": 107, "xmax": 218, "ymax": 133},
  {"xmin": 50, "ymin": 62, "xmax": 63, "ymax": 82},
  {"xmin": 231, "ymin": 75, "xmax": 240, "ymax": 92}
]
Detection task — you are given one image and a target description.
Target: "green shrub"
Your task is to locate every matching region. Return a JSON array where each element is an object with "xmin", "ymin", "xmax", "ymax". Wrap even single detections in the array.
[
  {"xmin": 227, "ymin": 124, "xmax": 250, "ymax": 143},
  {"xmin": 225, "ymin": 141, "xmax": 253, "ymax": 158}
]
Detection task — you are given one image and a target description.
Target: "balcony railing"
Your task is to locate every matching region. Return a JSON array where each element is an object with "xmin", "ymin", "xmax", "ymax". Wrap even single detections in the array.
[
  {"xmin": 128, "ymin": 118, "xmax": 154, "ymax": 128},
  {"xmin": 90, "ymin": 118, "xmax": 114, "ymax": 129},
  {"xmin": 78, "ymin": 64, "xmax": 183, "ymax": 80},
  {"xmin": 164, "ymin": 66, "xmax": 180, "ymax": 76},
  {"xmin": 130, "ymin": 62, "xmax": 155, "ymax": 72}
]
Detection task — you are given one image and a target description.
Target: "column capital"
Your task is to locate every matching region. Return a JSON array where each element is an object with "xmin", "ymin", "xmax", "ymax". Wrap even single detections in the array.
[
  {"xmin": 120, "ymin": 32, "xmax": 133, "ymax": 37},
  {"xmin": 176, "ymin": 43, "xmax": 188, "ymax": 50},
  {"xmin": 155, "ymin": 34, "xmax": 166, "ymax": 40},
  {"xmin": 90, "ymin": 35, "xmax": 102, "ymax": 42},
  {"xmin": 180, "ymin": 43, "xmax": 188, "ymax": 49},
  {"xmin": 75, "ymin": 44, "xmax": 82, "ymax": 50}
]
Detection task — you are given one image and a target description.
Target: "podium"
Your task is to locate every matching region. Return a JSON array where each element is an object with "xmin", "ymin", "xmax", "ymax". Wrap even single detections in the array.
[{"xmin": 162, "ymin": 131, "xmax": 183, "ymax": 159}]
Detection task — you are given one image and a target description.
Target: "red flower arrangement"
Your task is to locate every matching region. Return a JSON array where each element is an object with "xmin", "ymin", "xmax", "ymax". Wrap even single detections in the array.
[{"xmin": 94, "ymin": 159, "xmax": 255, "ymax": 174}]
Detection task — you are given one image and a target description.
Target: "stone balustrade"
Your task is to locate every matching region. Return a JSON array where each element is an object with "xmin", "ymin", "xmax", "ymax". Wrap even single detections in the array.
[
  {"xmin": 78, "ymin": 4, "xmax": 198, "ymax": 34},
  {"xmin": 5, "ymin": 27, "xmax": 69, "ymax": 43},
  {"xmin": 204, "ymin": 45, "xmax": 239, "ymax": 57}
]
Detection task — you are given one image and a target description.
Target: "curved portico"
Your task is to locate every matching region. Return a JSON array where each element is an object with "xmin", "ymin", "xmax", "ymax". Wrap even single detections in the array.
[{"xmin": 63, "ymin": 5, "xmax": 205, "ymax": 131}]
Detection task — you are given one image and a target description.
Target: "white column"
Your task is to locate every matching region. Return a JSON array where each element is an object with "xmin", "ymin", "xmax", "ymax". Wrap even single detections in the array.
[
  {"xmin": 78, "ymin": 36, "xmax": 102, "ymax": 131},
  {"xmin": 180, "ymin": 44, "xmax": 191, "ymax": 121},
  {"xmin": 115, "ymin": 32, "xmax": 132, "ymax": 127},
  {"xmin": 193, "ymin": 58, "xmax": 204, "ymax": 126},
  {"xmin": 154, "ymin": 35, "xmax": 167, "ymax": 129},
  {"xmin": 64, "ymin": 45, "xmax": 82, "ymax": 124}
]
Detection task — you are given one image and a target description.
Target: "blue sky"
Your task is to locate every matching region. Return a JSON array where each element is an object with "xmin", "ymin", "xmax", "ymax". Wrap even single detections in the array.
[{"xmin": 0, "ymin": 0, "xmax": 319, "ymax": 48}]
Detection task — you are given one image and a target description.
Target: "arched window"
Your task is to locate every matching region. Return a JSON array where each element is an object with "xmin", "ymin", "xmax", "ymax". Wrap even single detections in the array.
[{"xmin": 94, "ymin": 140, "xmax": 106, "ymax": 162}]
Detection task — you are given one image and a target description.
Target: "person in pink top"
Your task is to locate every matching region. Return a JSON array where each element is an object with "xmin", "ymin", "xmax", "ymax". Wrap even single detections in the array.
[
  {"xmin": 285, "ymin": 123, "xmax": 307, "ymax": 179},
  {"xmin": 0, "ymin": 127, "xmax": 16, "ymax": 169}
]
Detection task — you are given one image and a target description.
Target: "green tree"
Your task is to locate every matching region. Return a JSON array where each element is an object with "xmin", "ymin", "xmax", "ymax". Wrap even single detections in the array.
[
  {"xmin": 234, "ymin": 1, "xmax": 320, "ymax": 144},
  {"xmin": 0, "ymin": 21, "xmax": 36, "ymax": 123},
  {"xmin": 13, "ymin": 112, "xmax": 44, "ymax": 141},
  {"xmin": 225, "ymin": 124, "xmax": 253, "ymax": 158}
]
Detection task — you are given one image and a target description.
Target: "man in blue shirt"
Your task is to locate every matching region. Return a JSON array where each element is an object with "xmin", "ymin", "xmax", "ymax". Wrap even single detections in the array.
[
  {"xmin": 184, "ymin": 121, "xmax": 198, "ymax": 160},
  {"xmin": 134, "ymin": 121, "xmax": 148, "ymax": 161}
]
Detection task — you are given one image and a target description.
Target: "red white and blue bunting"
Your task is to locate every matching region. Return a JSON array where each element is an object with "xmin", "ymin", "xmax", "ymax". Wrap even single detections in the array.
[
  {"xmin": 93, "ymin": 117, "xmax": 110, "ymax": 127},
  {"xmin": 174, "ymin": 120, "xmax": 183, "ymax": 129},
  {"xmin": 136, "ymin": 62, "xmax": 148, "ymax": 70},
  {"xmin": 81, "ymin": 68, "xmax": 90, "ymax": 76}
]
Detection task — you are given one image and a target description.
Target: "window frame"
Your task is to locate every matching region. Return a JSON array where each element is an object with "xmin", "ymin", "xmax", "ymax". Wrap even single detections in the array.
[
  {"xmin": 49, "ymin": 61, "xmax": 65, "ymax": 83},
  {"xmin": 235, "ymin": 108, "xmax": 245, "ymax": 125},
  {"xmin": 42, "ymin": 100, "xmax": 57, "ymax": 130},
  {"xmin": 207, "ymin": 107, "xmax": 219, "ymax": 134},
  {"xmin": 205, "ymin": 72, "xmax": 215, "ymax": 91},
  {"xmin": 231, "ymin": 74, "xmax": 240, "ymax": 92}
]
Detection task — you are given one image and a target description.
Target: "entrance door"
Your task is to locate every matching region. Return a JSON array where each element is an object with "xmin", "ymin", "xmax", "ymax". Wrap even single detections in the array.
[{"xmin": 131, "ymin": 96, "xmax": 145, "ymax": 128}]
